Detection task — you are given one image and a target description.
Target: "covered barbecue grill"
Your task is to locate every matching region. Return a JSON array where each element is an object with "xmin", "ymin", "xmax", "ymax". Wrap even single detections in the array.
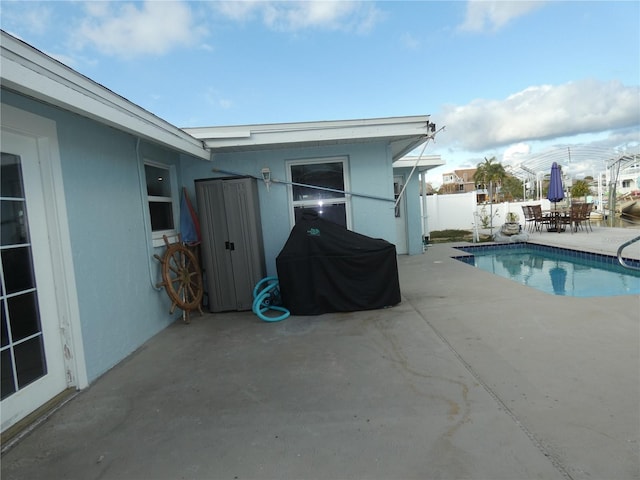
[{"xmin": 276, "ymin": 211, "xmax": 401, "ymax": 315}]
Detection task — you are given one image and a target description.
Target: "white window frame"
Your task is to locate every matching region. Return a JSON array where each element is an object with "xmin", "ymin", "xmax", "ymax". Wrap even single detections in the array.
[
  {"xmin": 143, "ymin": 160, "xmax": 179, "ymax": 247},
  {"xmin": 286, "ymin": 156, "xmax": 352, "ymax": 229}
]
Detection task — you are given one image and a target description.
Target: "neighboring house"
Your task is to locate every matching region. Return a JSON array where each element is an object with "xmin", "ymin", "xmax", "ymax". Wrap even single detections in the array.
[
  {"xmin": 441, "ymin": 168, "xmax": 477, "ymax": 194},
  {"xmin": 0, "ymin": 31, "xmax": 440, "ymax": 432},
  {"xmin": 614, "ymin": 162, "xmax": 640, "ymax": 197}
]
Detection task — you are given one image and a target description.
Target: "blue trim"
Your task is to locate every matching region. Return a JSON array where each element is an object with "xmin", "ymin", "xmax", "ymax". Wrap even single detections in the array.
[{"xmin": 452, "ymin": 242, "xmax": 640, "ymax": 270}]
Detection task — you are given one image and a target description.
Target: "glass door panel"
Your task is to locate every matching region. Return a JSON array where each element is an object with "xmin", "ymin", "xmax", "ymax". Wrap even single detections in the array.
[{"xmin": 0, "ymin": 153, "xmax": 48, "ymax": 400}]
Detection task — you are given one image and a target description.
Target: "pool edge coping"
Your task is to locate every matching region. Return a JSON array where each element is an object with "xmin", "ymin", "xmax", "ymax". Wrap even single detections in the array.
[{"xmin": 451, "ymin": 242, "xmax": 640, "ymax": 270}]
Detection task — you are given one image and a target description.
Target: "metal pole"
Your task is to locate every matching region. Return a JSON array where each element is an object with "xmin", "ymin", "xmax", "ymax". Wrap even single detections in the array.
[
  {"xmin": 489, "ymin": 181, "xmax": 494, "ymax": 235},
  {"xmin": 211, "ymin": 167, "xmax": 395, "ymax": 203},
  {"xmin": 420, "ymin": 173, "xmax": 430, "ymax": 250},
  {"xmin": 598, "ymin": 170, "xmax": 604, "ymax": 220},
  {"xmin": 393, "ymin": 126, "xmax": 443, "ymax": 209}
]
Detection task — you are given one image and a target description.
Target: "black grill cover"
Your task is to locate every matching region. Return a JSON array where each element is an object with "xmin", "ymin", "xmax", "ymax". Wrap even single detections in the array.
[{"xmin": 276, "ymin": 211, "xmax": 401, "ymax": 315}]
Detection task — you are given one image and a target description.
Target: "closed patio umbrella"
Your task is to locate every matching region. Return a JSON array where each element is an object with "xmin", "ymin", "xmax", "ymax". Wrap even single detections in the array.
[
  {"xmin": 547, "ymin": 162, "xmax": 566, "ymax": 232},
  {"xmin": 549, "ymin": 265, "xmax": 567, "ymax": 295},
  {"xmin": 547, "ymin": 162, "xmax": 564, "ymax": 208}
]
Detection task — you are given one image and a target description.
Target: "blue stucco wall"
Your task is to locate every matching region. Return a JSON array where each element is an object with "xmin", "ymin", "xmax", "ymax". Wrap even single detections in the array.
[
  {"xmin": 394, "ymin": 167, "xmax": 425, "ymax": 255},
  {"xmin": 180, "ymin": 141, "xmax": 399, "ymax": 276},
  {"xmin": 2, "ymin": 91, "xmax": 192, "ymax": 382},
  {"xmin": 2, "ymin": 89, "xmax": 424, "ymax": 384}
]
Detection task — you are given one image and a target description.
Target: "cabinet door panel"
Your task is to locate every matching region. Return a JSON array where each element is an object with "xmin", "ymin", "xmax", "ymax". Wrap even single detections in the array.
[
  {"xmin": 223, "ymin": 179, "xmax": 265, "ymax": 310},
  {"xmin": 196, "ymin": 180, "xmax": 237, "ymax": 312}
]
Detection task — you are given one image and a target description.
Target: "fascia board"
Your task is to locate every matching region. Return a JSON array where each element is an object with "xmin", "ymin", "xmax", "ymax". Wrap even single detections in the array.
[
  {"xmin": 185, "ymin": 115, "xmax": 430, "ymax": 137},
  {"xmin": 182, "ymin": 126, "xmax": 252, "ymax": 139},
  {"xmin": 393, "ymin": 155, "xmax": 445, "ymax": 171},
  {"xmin": 193, "ymin": 116, "xmax": 431, "ymax": 149},
  {"xmin": 1, "ymin": 33, "xmax": 209, "ymax": 161}
]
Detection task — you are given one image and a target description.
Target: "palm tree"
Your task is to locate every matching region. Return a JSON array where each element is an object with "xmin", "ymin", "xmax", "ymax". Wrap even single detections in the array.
[
  {"xmin": 474, "ymin": 156, "xmax": 507, "ymax": 201},
  {"xmin": 571, "ymin": 179, "xmax": 592, "ymax": 203},
  {"xmin": 473, "ymin": 157, "xmax": 507, "ymax": 232}
]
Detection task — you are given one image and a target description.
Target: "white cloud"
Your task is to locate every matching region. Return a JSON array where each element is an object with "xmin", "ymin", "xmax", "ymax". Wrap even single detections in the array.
[
  {"xmin": 72, "ymin": 1, "xmax": 207, "ymax": 58},
  {"xmin": 459, "ymin": 0, "xmax": 546, "ymax": 33},
  {"xmin": 212, "ymin": 1, "xmax": 383, "ymax": 33},
  {"xmin": 212, "ymin": 1, "xmax": 263, "ymax": 22},
  {"xmin": 437, "ymin": 79, "xmax": 640, "ymax": 152},
  {"xmin": 83, "ymin": 1, "xmax": 111, "ymax": 18},
  {"xmin": 23, "ymin": 5, "xmax": 53, "ymax": 35},
  {"xmin": 204, "ymin": 87, "xmax": 233, "ymax": 111},
  {"xmin": 502, "ymin": 142, "xmax": 531, "ymax": 164},
  {"xmin": 1, "ymin": 3, "xmax": 53, "ymax": 36},
  {"xmin": 400, "ymin": 32, "xmax": 420, "ymax": 50},
  {"xmin": 426, "ymin": 80, "xmax": 640, "ymax": 185},
  {"xmin": 199, "ymin": 43, "xmax": 215, "ymax": 52}
]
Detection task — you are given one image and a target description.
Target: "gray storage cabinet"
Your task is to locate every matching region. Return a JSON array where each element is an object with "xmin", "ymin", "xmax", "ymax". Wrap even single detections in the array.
[{"xmin": 195, "ymin": 177, "xmax": 266, "ymax": 312}]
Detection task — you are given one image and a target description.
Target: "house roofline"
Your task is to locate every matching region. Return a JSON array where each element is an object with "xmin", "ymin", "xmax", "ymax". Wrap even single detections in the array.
[
  {"xmin": 393, "ymin": 154, "xmax": 445, "ymax": 172},
  {"xmin": 1, "ymin": 30, "xmax": 210, "ymax": 161},
  {"xmin": 1, "ymin": 30, "xmax": 435, "ymax": 162},
  {"xmin": 184, "ymin": 115, "xmax": 434, "ymax": 160},
  {"xmin": 185, "ymin": 115, "xmax": 431, "ymax": 138}
]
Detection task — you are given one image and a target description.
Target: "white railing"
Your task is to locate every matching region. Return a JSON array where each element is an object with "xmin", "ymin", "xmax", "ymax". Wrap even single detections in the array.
[{"xmin": 617, "ymin": 236, "xmax": 640, "ymax": 271}]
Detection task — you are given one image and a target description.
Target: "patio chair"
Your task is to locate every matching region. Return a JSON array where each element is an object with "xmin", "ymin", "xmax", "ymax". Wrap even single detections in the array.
[
  {"xmin": 560, "ymin": 203, "xmax": 588, "ymax": 233},
  {"xmin": 583, "ymin": 203, "xmax": 594, "ymax": 232},
  {"xmin": 573, "ymin": 203, "xmax": 593, "ymax": 232},
  {"xmin": 521, "ymin": 205, "xmax": 536, "ymax": 232},
  {"xmin": 559, "ymin": 204, "xmax": 575, "ymax": 232},
  {"xmin": 530, "ymin": 204, "xmax": 551, "ymax": 233}
]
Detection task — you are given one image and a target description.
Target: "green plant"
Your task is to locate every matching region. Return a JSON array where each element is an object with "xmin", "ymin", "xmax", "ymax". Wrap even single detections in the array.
[
  {"xmin": 506, "ymin": 212, "xmax": 519, "ymax": 223},
  {"xmin": 571, "ymin": 179, "xmax": 592, "ymax": 200},
  {"xmin": 473, "ymin": 157, "xmax": 507, "ymax": 202},
  {"xmin": 477, "ymin": 205, "xmax": 500, "ymax": 228},
  {"xmin": 502, "ymin": 175, "xmax": 525, "ymax": 201}
]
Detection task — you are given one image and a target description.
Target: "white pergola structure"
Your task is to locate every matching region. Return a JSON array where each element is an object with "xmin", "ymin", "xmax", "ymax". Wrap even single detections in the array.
[{"xmin": 505, "ymin": 145, "xmax": 640, "ymax": 213}]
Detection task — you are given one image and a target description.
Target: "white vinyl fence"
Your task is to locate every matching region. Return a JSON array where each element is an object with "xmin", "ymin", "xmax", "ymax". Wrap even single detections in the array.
[{"xmin": 421, "ymin": 193, "xmax": 554, "ymax": 238}]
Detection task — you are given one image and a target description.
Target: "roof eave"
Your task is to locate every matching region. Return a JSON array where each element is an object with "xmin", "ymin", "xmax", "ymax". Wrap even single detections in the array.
[
  {"xmin": 0, "ymin": 31, "xmax": 209, "ymax": 161},
  {"xmin": 184, "ymin": 116, "xmax": 432, "ymax": 158},
  {"xmin": 393, "ymin": 154, "xmax": 445, "ymax": 172}
]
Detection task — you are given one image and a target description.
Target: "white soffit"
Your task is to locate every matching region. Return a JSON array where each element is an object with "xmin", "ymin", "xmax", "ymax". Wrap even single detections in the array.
[
  {"xmin": 184, "ymin": 116, "xmax": 432, "ymax": 158},
  {"xmin": 0, "ymin": 31, "xmax": 209, "ymax": 161},
  {"xmin": 393, "ymin": 154, "xmax": 445, "ymax": 172}
]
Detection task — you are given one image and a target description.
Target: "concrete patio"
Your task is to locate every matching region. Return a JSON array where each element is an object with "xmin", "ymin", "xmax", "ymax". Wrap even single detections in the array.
[{"xmin": 2, "ymin": 226, "xmax": 639, "ymax": 480}]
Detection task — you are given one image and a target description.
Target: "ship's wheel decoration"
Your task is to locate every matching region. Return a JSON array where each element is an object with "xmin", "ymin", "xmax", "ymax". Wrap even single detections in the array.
[{"xmin": 154, "ymin": 235, "xmax": 203, "ymax": 323}]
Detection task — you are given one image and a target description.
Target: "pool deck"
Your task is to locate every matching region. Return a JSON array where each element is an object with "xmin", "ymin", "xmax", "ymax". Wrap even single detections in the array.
[{"xmin": 2, "ymin": 227, "xmax": 639, "ymax": 480}]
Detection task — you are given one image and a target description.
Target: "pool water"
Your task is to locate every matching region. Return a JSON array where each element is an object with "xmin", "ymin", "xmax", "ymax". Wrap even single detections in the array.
[{"xmin": 453, "ymin": 243, "xmax": 640, "ymax": 297}]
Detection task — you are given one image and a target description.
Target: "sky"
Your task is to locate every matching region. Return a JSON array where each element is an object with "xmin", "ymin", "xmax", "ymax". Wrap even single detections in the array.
[{"xmin": 1, "ymin": 0, "xmax": 639, "ymax": 186}]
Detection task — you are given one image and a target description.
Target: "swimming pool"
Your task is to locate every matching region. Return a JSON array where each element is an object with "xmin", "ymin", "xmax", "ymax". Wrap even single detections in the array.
[{"xmin": 453, "ymin": 243, "xmax": 640, "ymax": 297}]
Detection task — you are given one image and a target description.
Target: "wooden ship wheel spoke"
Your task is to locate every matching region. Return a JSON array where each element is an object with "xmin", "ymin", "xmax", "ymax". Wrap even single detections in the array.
[{"xmin": 154, "ymin": 235, "xmax": 204, "ymax": 323}]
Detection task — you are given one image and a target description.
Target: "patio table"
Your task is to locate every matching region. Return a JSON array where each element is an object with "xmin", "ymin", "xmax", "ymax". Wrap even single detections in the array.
[{"xmin": 543, "ymin": 208, "xmax": 570, "ymax": 232}]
